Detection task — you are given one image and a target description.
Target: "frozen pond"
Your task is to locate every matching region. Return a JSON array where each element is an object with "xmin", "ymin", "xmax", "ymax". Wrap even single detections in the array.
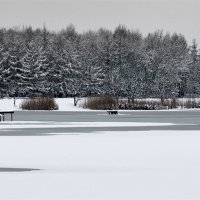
[
  {"xmin": 1, "ymin": 110, "xmax": 200, "ymax": 136},
  {"xmin": 0, "ymin": 110, "xmax": 200, "ymax": 200}
]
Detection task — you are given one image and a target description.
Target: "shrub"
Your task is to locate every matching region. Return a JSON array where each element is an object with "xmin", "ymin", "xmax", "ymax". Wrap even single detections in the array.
[
  {"xmin": 118, "ymin": 98, "xmax": 181, "ymax": 110},
  {"xmin": 185, "ymin": 99, "xmax": 200, "ymax": 109},
  {"xmin": 118, "ymin": 99, "xmax": 163, "ymax": 110},
  {"xmin": 169, "ymin": 98, "xmax": 179, "ymax": 109},
  {"xmin": 82, "ymin": 96, "xmax": 117, "ymax": 110},
  {"xmin": 82, "ymin": 97, "xmax": 200, "ymax": 110},
  {"xmin": 20, "ymin": 97, "xmax": 59, "ymax": 110}
]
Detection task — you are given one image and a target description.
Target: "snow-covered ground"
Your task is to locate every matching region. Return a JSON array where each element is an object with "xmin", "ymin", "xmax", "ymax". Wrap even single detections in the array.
[
  {"xmin": 1, "ymin": 97, "xmax": 200, "ymax": 112},
  {"xmin": 0, "ymin": 129, "xmax": 200, "ymax": 200}
]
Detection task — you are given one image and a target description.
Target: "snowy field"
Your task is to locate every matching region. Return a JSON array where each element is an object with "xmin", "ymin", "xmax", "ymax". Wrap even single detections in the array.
[
  {"xmin": 0, "ymin": 99, "xmax": 200, "ymax": 199},
  {"xmin": 0, "ymin": 128, "xmax": 200, "ymax": 200}
]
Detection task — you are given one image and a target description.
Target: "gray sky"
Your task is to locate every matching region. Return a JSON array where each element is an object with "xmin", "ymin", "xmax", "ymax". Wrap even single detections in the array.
[{"xmin": 0, "ymin": 0, "xmax": 199, "ymax": 44}]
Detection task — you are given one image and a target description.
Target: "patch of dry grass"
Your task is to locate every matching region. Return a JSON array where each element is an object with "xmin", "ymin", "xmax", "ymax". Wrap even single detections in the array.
[
  {"xmin": 82, "ymin": 96, "xmax": 117, "ymax": 110},
  {"xmin": 20, "ymin": 97, "xmax": 58, "ymax": 110}
]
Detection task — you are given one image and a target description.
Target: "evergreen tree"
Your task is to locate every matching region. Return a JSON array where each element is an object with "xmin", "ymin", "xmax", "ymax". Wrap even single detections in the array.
[
  {"xmin": 0, "ymin": 25, "xmax": 197, "ymax": 99},
  {"xmin": 21, "ymin": 42, "xmax": 49, "ymax": 96}
]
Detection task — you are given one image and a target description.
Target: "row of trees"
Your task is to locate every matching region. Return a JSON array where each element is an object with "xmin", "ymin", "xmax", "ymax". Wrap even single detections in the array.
[{"xmin": 0, "ymin": 25, "xmax": 199, "ymax": 99}]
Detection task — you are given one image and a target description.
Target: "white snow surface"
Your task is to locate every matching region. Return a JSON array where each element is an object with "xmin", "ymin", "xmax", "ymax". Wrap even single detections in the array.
[
  {"xmin": 0, "ymin": 121, "xmax": 177, "ymax": 129},
  {"xmin": 0, "ymin": 130, "xmax": 200, "ymax": 199}
]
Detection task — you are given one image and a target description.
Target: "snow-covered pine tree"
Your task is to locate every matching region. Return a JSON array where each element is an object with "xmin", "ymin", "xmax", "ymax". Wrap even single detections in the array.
[
  {"xmin": 109, "ymin": 25, "xmax": 130, "ymax": 103},
  {"xmin": 147, "ymin": 32, "xmax": 189, "ymax": 99},
  {"xmin": 0, "ymin": 46, "xmax": 19, "ymax": 97},
  {"xmin": 122, "ymin": 30, "xmax": 144, "ymax": 100},
  {"xmin": 64, "ymin": 40, "xmax": 83, "ymax": 101},
  {"xmin": 0, "ymin": 45, "xmax": 7, "ymax": 97},
  {"xmin": 21, "ymin": 42, "xmax": 49, "ymax": 96},
  {"xmin": 80, "ymin": 31, "xmax": 105, "ymax": 96},
  {"xmin": 187, "ymin": 39, "xmax": 200, "ymax": 96},
  {"xmin": 6, "ymin": 47, "xmax": 21, "ymax": 97},
  {"xmin": 36, "ymin": 47, "xmax": 49, "ymax": 95},
  {"xmin": 96, "ymin": 28, "xmax": 113, "ymax": 95}
]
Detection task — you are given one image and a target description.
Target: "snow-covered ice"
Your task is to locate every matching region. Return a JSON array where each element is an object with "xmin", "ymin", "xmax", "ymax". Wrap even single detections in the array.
[
  {"xmin": 0, "ymin": 129, "xmax": 200, "ymax": 199},
  {"xmin": 0, "ymin": 121, "xmax": 177, "ymax": 129},
  {"xmin": 0, "ymin": 98, "xmax": 200, "ymax": 199}
]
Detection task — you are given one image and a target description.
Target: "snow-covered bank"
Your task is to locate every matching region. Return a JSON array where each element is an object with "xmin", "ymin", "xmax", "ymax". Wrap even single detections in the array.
[
  {"xmin": 1, "ymin": 97, "xmax": 200, "ymax": 112},
  {"xmin": 0, "ymin": 98, "xmax": 85, "ymax": 112}
]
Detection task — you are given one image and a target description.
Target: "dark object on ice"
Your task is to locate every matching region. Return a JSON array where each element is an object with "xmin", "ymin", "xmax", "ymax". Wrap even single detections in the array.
[
  {"xmin": 107, "ymin": 110, "xmax": 118, "ymax": 115},
  {"xmin": 0, "ymin": 167, "xmax": 40, "ymax": 172},
  {"xmin": 0, "ymin": 111, "xmax": 14, "ymax": 121}
]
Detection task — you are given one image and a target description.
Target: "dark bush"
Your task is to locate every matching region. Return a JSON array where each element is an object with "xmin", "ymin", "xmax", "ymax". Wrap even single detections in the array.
[
  {"xmin": 82, "ymin": 97, "xmax": 200, "ymax": 110},
  {"xmin": 82, "ymin": 96, "xmax": 117, "ymax": 110},
  {"xmin": 118, "ymin": 98, "xmax": 179, "ymax": 110},
  {"xmin": 20, "ymin": 97, "xmax": 59, "ymax": 110},
  {"xmin": 118, "ymin": 99, "xmax": 163, "ymax": 110},
  {"xmin": 185, "ymin": 99, "xmax": 200, "ymax": 109}
]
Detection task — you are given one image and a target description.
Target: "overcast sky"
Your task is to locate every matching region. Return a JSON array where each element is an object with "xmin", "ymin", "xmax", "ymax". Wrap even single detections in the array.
[{"xmin": 0, "ymin": 0, "xmax": 199, "ymax": 44}]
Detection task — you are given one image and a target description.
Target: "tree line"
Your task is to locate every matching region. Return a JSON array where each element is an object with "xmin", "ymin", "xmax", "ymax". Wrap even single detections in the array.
[{"xmin": 0, "ymin": 24, "xmax": 199, "ymax": 99}]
